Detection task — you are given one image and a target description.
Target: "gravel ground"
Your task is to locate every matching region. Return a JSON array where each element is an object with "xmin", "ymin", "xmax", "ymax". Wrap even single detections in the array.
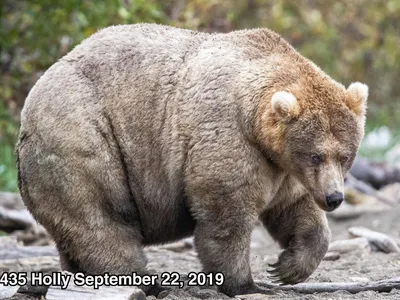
[
  {"xmin": 1, "ymin": 205, "xmax": 399, "ymax": 299},
  {"xmin": 145, "ymin": 206, "xmax": 400, "ymax": 299}
]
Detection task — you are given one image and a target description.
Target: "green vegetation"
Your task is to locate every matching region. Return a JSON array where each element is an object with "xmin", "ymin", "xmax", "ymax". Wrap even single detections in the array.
[
  {"xmin": 1, "ymin": 0, "xmax": 399, "ymax": 191},
  {"xmin": 0, "ymin": 101, "xmax": 18, "ymax": 191}
]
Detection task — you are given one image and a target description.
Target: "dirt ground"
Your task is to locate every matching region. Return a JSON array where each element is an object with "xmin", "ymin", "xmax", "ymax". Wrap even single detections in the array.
[
  {"xmin": 144, "ymin": 206, "xmax": 400, "ymax": 299},
  {"xmin": 1, "ymin": 203, "xmax": 399, "ymax": 299}
]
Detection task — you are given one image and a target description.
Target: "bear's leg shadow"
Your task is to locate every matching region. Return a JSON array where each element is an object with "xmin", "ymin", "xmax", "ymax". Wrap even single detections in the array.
[{"xmin": 260, "ymin": 195, "xmax": 331, "ymax": 284}]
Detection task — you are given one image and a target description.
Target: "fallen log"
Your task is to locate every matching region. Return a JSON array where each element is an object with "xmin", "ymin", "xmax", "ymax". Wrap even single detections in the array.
[
  {"xmin": 345, "ymin": 174, "xmax": 396, "ymax": 206},
  {"xmin": 0, "ymin": 256, "xmax": 60, "ymax": 273},
  {"xmin": 328, "ymin": 237, "xmax": 370, "ymax": 254},
  {"xmin": 10, "ymin": 225, "xmax": 52, "ymax": 246},
  {"xmin": 0, "ymin": 207, "xmax": 36, "ymax": 231},
  {"xmin": 381, "ymin": 183, "xmax": 400, "ymax": 203},
  {"xmin": 348, "ymin": 226, "xmax": 400, "ymax": 253},
  {"xmin": 152, "ymin": 238, "xmax": 193, "ymax": 253},
  {"xmin": 0, "ymin": 236, "xmax": 20, "ymax": 248},
  {"xmin": 0, "ymin": 285, "xmax": 20, "ymax": 300},
  {"xmin": 0, "ymin": 192, "xmax": 25, "ymax": 210},
  {"xmin": 323, "ymin": 251, "xmax": 340, "ymax": 261},
  {"xmin": 0, "ymin": 245, "xmax": 57, "ymax": 260},
  {"xmin": 46, "ymin": 283, "xmax": 145, "ymax": 300},
  {"xmin": 257, "ymin": 276, "xmax": 400, "ymax": 294},
  {"xmin": 350, "ymin": 156, "xmax": 400, "ymax": 189},
  {"xmin": 11, "ymin": 276, "xmax": 400, "ymax": 299},
  {"xmin": 328, "ymin": 201, "xmax": 389, "ymax": 221}
]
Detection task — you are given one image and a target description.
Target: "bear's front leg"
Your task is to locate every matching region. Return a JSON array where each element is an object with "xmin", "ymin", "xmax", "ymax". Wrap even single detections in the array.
[
  {"xmin": 185, "ymin": 131, "xmax": 276, "ymax": 295},
  {"xmin": 261, "ymin": 195, "xmax": 331, "ymax": 284},
  {"xmin": 194, "ymin": 213, "xmax": 273, "ymax": 296}
]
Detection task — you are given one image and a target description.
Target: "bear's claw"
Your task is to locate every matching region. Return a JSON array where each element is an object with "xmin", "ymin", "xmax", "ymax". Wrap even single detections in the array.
[
  {"xmin": 266, "ymin": 250, "xmax": 311, "ymax": 285},
  {"xmin": 268, "ymin": 262, "xmax": 279, "ymax": 268}
]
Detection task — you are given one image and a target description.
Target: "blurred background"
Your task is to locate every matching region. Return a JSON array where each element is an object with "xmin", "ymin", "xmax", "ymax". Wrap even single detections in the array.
[{"xmin": 1, "ymin": 0, "xmax": 400, "ymax": 192}]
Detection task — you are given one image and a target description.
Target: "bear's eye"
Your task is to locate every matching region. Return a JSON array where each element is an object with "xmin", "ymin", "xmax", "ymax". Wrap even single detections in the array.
[{"xmin": 310, "ymin": 154, "xmax": 322, "ymax": 165}]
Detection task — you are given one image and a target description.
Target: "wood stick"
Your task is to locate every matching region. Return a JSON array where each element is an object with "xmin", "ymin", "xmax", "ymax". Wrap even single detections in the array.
[
  {"xmin": 0, "ymin": 256, "xmax": 60, "ymax": 273},
  {"xmin": 257, "ymin": 276, "xmax": 400, "ymax": 294},
  {"xmin": 0, "ymin": 192, "xmax": 25, "ymax": 210},
  {"xmin": 328, "ymin": 202, "xmax": 389, "ymax": 221},
  {"xmin": 346, "ymin": 174, "xmax": 396, "ymax": 206},
  {"xmin": 348, "ymin": 226, "xmax": 400, "ymax": 253},
  {"xmin": 13, "ymin": 276, "xmax": 400, "ymax": 298},
  {"xmin": 323, "ymin": 251, "xmax": 340, "ymax": 261},
  {"xmin": 10, "ymin": 225, "xmax": 51, "ymax": 246},
  {"xmin": 0, "ymin": 207, "xmax": 36, "ymax": 230},
  {"xmin": 328, "ymin": 237, "xmax": 370, "ymax": 254},
  {"xmin": 46, "ymin": 283, "xmax": 144, "ymax": 300},
  {"xmin": 350, "ymin": 157, "xmax": 400, "ymax": 189},
  {"xmin": 0, "ymin": 245, "xmax": 57, "ymax": 260},
  {"xmin": 0, "ymin": 236, "xmax": 20, "ymax": 248}
]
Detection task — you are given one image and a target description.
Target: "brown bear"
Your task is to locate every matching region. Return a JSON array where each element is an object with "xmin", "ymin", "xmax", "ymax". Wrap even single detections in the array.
[{"xmin": 16, "ymin": 24, "xmax": 368, "ymax": 296}]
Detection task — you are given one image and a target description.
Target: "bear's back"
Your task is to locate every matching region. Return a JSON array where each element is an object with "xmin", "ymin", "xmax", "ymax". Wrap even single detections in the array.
[
  {"xmin": 23, "ymin": 23, "xmax": 299, "ymax": 118},
  {"xmin": 59, "ymin": 23, "xmax": 298, "ymax": 91}
]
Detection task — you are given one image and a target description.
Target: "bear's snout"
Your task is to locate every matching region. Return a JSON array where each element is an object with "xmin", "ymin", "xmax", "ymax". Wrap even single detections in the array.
[{"xmin": 325, "ymin": 192, "xmax": 344, "ymax": 211}]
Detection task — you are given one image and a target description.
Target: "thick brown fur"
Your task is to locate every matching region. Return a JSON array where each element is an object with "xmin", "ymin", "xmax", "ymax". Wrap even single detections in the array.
[{"xmin": 16, "ymin": 24, "xmax": 367, "ymax": 296}]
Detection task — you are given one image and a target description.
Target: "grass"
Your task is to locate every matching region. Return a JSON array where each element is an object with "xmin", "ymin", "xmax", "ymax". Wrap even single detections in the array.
[
  {"xmin": 0, "ymin": 141, "xmax": 18, "ymax": 192},
  {"xmin": 0, "ymin": 102, "xmax": 19, "ymax": 192}
]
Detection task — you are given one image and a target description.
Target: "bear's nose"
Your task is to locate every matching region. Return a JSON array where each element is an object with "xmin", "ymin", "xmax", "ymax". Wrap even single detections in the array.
[{"xmin": 326, "ymin": 192, "xmax": 344, "ymax": 211}]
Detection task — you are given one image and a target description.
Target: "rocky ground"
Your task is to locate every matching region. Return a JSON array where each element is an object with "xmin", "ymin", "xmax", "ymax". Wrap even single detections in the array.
[
  {"xmin": 143, "ymin": 205, "xmax": 400, "ymax": 299},
  {"xmin": 0, "ymin": 189, "xmax": 400, "ymax": 299}
]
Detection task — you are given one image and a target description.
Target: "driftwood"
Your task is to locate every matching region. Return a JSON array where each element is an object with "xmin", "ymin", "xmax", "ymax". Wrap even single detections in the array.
[
  {"xmin": 0, "ymin": 192, "xmax": 25, "ymax": 210},
  {"xmin": 149, "ymin": 238, "xmax": 194, "ymax": 253},
  {"xmin": 17, "ymin": 277, "xmax": 400, "ymax": 299},
  {"xmin": 0, "ymin": 207, "xmax": 36, "ymax": 231},
  {"xmin": 350, "ymin": 156, "xmax": 400, "ymax": 189},
  {"xmin": 381, "ymin": 183, "xmax": 400, "ymax": 203},
  {"xmin": 0, "ymin": 285, "xmax": 20, "ymax": 300},
  {"xmin": 7, "ymin": 274, "xmax": 400, "ymax": 299},
  {"xmin": 0, "ymin": 256, "xmax": 60, "ymax": 273},
  {"xmin": 41, "ymin": 283, "xmax": 144, "ymax": 300},
  {"xmin": 0, "ymin": 193, "xmax": 52, "ymax": 246},
  {"xmin": 328, "ymin": 237, "xmax": 370, "ymax": 254},
  {"xmin": 328, "ymin": 201, "xmax": 390, "ymax": 221},
  {"xmin": 0, "ymin": 245, "xmax": 57, "ymax": 260},
  {"xmin": 345, "ymin": 174, "xmax": 396, "ymax": 206},
  {"xmin": 0, "ymin": 236, "xmax": 20, "ymax": 248},
  {"xmin": 10, "ymin": 225, "xmax": 51, "ymax": 246},
  {"xmin": 348, "ymin": 226, "xmax": 400, "ymax": 253},
  {"xmin": 323, "ymin": 251, "xmax": 340, "ymax": 261},
  {"xmin": 257, "ymin": 276, "xmax": 400, "ymax": 294}
]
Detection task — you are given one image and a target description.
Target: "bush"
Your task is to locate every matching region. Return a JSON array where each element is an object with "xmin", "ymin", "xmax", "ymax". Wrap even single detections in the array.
[{"xmin": 1, "ymin": 0, "xmax": 399, "ymax": 191}]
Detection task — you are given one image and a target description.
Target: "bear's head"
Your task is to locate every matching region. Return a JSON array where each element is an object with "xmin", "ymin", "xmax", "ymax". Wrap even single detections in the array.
[{"xmin": 259, "ymin": 79, "xmax": 368, "ymax": 212}]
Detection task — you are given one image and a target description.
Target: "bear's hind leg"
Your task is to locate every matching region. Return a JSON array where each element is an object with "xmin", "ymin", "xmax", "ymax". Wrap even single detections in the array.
[
  {"xmin": 55, "ymin": 222, "xmax": 147, "ymax": 275},
  {"xmin": 261, "ymin": 195, "xmax": 331, "ymax": 284},
  {"xmin": 55, "ymin": 221, "xmax": 165, "ymax": 296},
  {"xmin": 17, "ymin": 140, "xmax": 163, "ymax": 295}
]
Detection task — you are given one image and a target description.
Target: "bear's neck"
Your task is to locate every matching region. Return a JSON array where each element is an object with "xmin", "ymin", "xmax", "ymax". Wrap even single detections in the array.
[
  {"xmin": 234, "ymin": 81, "xmax": 286, "ymax": 166},
  {"xmin": 255, "ymin": 91, "xmax": 286, "ymax": 165}
]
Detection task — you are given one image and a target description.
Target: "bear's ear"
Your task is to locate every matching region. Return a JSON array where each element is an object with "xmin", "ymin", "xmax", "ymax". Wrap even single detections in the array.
[
  {"xmin": 346, "ymin": 82, "xmax": 368, "ymax": 116},
  {"xmin": 271, "ymin": 91, "xmax": 300, "ymax": 121}
]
